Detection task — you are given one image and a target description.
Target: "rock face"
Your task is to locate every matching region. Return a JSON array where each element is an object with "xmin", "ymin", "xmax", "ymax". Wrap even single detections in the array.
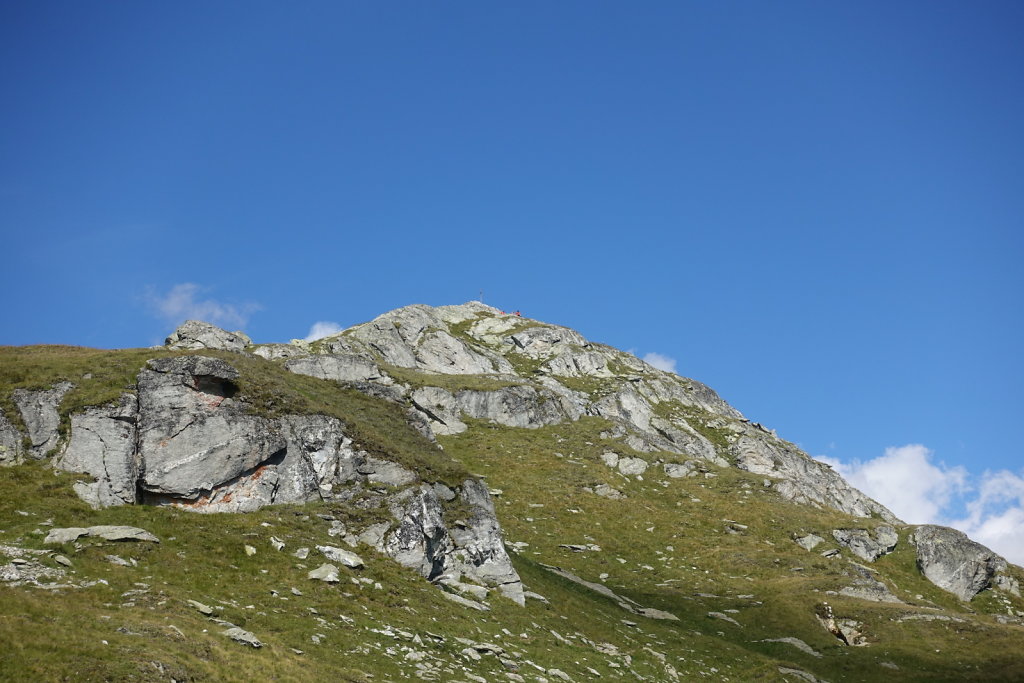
[
  {"xmin": 164, "ymin": 320, "xmax": 251, "ymax": 351},
  {"xmin": 0, "ymin": 411, "xmax": 23, "ymax": 465},
  {"xmin": 912, "ymin": 525, "xmax": 1008, "ymax": 601},
  {"xmin": 738, "ymin": 438, "xmax": 898, "ymax": 523},
  {"xmin": 13, "ymin": 381, "xmax": 74, "ymax": 458},
  {"xmin": 447, "ymin": 479, "xmax": 525, "ymax": 604},
  {"xmin": 832, "ymin": 526, "xmax": 899, "ymax": 562},
  {"xmin": 372, "ymin": 480, "xmax": 524, "ymax": 604},
  {"xmin": 138, "ymin": 356, "xmax": 286, "ymax": 501},
  {"xmin": 54, "ymin": 394, "xmax": 139, "ymax": 507},
  {"xmin": 285, "ymin": 354, "xmax": 391, "ymax": 384}
]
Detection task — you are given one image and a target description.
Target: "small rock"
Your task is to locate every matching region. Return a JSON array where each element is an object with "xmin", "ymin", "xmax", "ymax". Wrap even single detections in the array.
[
  {"xmin": 760, "ymin": 637, "xmax": 822, "ymax": 658},
  {"xmin": 617, "ymin": 457, "xmax": 648, "ymax": 476},
  {"xmin": 187, "ymin": 599, "xmax": 215, "ymax": 616},
  {"xmin": 592, "ymin": 484, "xmax": 624, "ymax": 500},
  {"xmin": 777, "ymin": 667, "xmax": 826, "ymax": 682},
  {"xmin": 43, "ymin": 528, "xmax": 89, "ymax": 545},
  {"xmin": 316, "ymin": 545, "xmax": 364, "ymax": 568},
  {"xmin": 440, "ymin": 591, "xmax": 490, "ymax": 611},
  {"xmin": 270, "ymin": 536, "xmax": 285, "ymax": 551},
  {"xmin": 45, "ymin": 526, "xmax": 159, "ymax": 545},
  {"xmin": 794, "ymin": 534, "xmax": 824, "ymax": 551},
  {"xmin": 88, "ymin": 526, "xmax": 160, "ymax": 543},
  {"xmin": 308, "ymin": 564, "xmax": 340, "ymax": 583},
  {"xmin": 54, "ymin": 555, "xmax": 72, "ymax": 567},
  {"xmin": 293, "ymin": 547, "xmax": 310, "ymax": 560},
  {"xmin": 222, "ymin": 626, "xmax": 262, "ymax": 648},
  {"xmin": 707, "ymin": 612, "xmax": 741, "ymax": 627},
  {"xmin": 244, "ymin": 545, "xmax": 257, "ymax": 556}
]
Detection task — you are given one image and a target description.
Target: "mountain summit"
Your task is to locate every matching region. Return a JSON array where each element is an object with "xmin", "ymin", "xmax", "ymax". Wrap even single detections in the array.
[{"xmin": 1, "ymin": 302, "xmax": 1022, "ymax": 681}]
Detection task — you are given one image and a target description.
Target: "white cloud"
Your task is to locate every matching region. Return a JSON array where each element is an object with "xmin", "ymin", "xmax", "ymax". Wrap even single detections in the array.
[
  {"xmin": 817, "ymin": 445, "xmax": 967, "ymax": 524},
  {"xmin": 146, "ymin": 283, "xmax": 259, "ymax": 329},
  {"xmin": 952, "ymin": 469, "xmax": 1024, "ymax": 566},
  {"xmin": 304, "ymin": 321, "xmax": 343, "ymax": 342},
  {"xmin": 643, "ymin": 352, "xmax": 677, "ymax": 374},
  {"xmin": 820, "ymin": 445, "xmax": 1024, "ymax": 565}
]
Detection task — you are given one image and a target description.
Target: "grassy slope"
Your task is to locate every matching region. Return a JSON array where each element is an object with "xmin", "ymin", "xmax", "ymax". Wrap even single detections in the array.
[
  {"xmin": 1, "ymin": 345, "xmax": 1023, "ymax": 681},
  {"xmin": 439, "ymin": 419, "xmax": 1024, "ymax": 682}
]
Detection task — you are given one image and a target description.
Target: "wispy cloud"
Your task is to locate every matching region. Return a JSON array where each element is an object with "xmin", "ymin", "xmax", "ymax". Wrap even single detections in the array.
[
  {"xmin": 819, "ymin": 445, "xmax": 1024, "ymax": 565},
  {"xmin": 145, "ymin": 283, "xmax": 260, "ymax": 330},
  {"xmin": 642, "ymin": 352, "xmax": 677, "ymax": 374},
  {"xmin": 304, "ymin": 321, "xmax": 343, "ymax": 342}
]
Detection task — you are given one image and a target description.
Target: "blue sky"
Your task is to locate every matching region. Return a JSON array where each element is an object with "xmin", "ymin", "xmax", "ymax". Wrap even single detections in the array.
[{"xmin": 2, "ymin": 2, "xmax": 1022, "ymax": 560}]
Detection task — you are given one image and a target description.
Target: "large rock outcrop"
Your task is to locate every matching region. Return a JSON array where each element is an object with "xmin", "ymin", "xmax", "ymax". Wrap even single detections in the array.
[
  {"xmin": 912, "ymin": 525, "xmax": 1009, "ymax": 601},
  {"xmin": 54, "ymin": 394, "xmax": 139, "ymax": 508},
  {"xmin": 13, "ymin": 381, "xmax": 74, "ymax": 458},
  {"xmin": 165, "ymin": 320, "xmax": 251, "ymax": 351},
  {"xmin": 25, "ymin": 351, "xmax": 525, "ymax": 603},
  {"xmin": 138, "ymin": 356, "xmax": 285, "ymax": 500},
  {"xmin": 344, "ymin": 303, "xmax": 513, "ymax": 375}
]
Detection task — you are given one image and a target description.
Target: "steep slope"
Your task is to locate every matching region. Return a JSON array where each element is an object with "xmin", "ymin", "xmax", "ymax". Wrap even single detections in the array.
[{"xmin": 1, "ymin": 303, "xmax": 1022, "ymax": 682}]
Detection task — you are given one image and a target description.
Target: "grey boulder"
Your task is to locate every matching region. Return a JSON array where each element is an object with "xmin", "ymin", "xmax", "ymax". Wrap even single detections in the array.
[
  {"xmin": 222, "ymin": 626, "xmax": 262, "ymax": 648},
  {"xmin": 54, "ymin": 394, "xmax": 139, "ymax": 507},
  {"xmin": 832, "ymin": 526, "xmax": 899, "ymax": 562},
  {"xmin": 913, "ymin": 525, "xmax": 1007, "ymax": 601},
  {"xmin": 13, "ymin": 381, "xmax": 74, "ymax": 458},
  {"xmin": 308, "ymin": 563, "xmax": 340, "ymax": 583},
  {"xmin": 137, "ymin": 356, "xmax": 285, "ymax": 501},
  {"xmin": 44, "ymin": 525, "xmax": 159, "ymax": 544},
  {"xmin": 447, "ymin": 479, "xmax": 525, "ymax": 605},
  {"xmin": 165, "ymin": 320, "xmax": 251, "ymax": 351},
  {"xmin": 316, "ymin": 546, "xmax": 364, "ymax": 568}
]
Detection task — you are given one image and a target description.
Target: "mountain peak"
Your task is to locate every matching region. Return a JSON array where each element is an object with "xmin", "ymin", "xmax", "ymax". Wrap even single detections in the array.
[{"xmin": 1, "ymin": 304, "xmax": 1022, "ymax": 680}]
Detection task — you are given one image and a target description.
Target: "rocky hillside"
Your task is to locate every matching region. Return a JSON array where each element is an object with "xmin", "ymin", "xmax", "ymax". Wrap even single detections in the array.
[{"xmin": 1, "ymin": 302, "xmax": 1022, "ymax": 682}]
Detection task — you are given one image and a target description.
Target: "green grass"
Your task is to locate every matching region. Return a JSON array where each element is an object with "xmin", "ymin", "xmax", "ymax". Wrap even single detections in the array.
[
  {"xmin": 439, "ymin": 419, "xmax": 1024, "ymax": 682},
  {"xmin": 379, "ymin": 362, "xmax": 522, "ymax": 393},
  {"xmin": 0, "ymin": 461, "xmax": 777, "ymax": 681}
]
